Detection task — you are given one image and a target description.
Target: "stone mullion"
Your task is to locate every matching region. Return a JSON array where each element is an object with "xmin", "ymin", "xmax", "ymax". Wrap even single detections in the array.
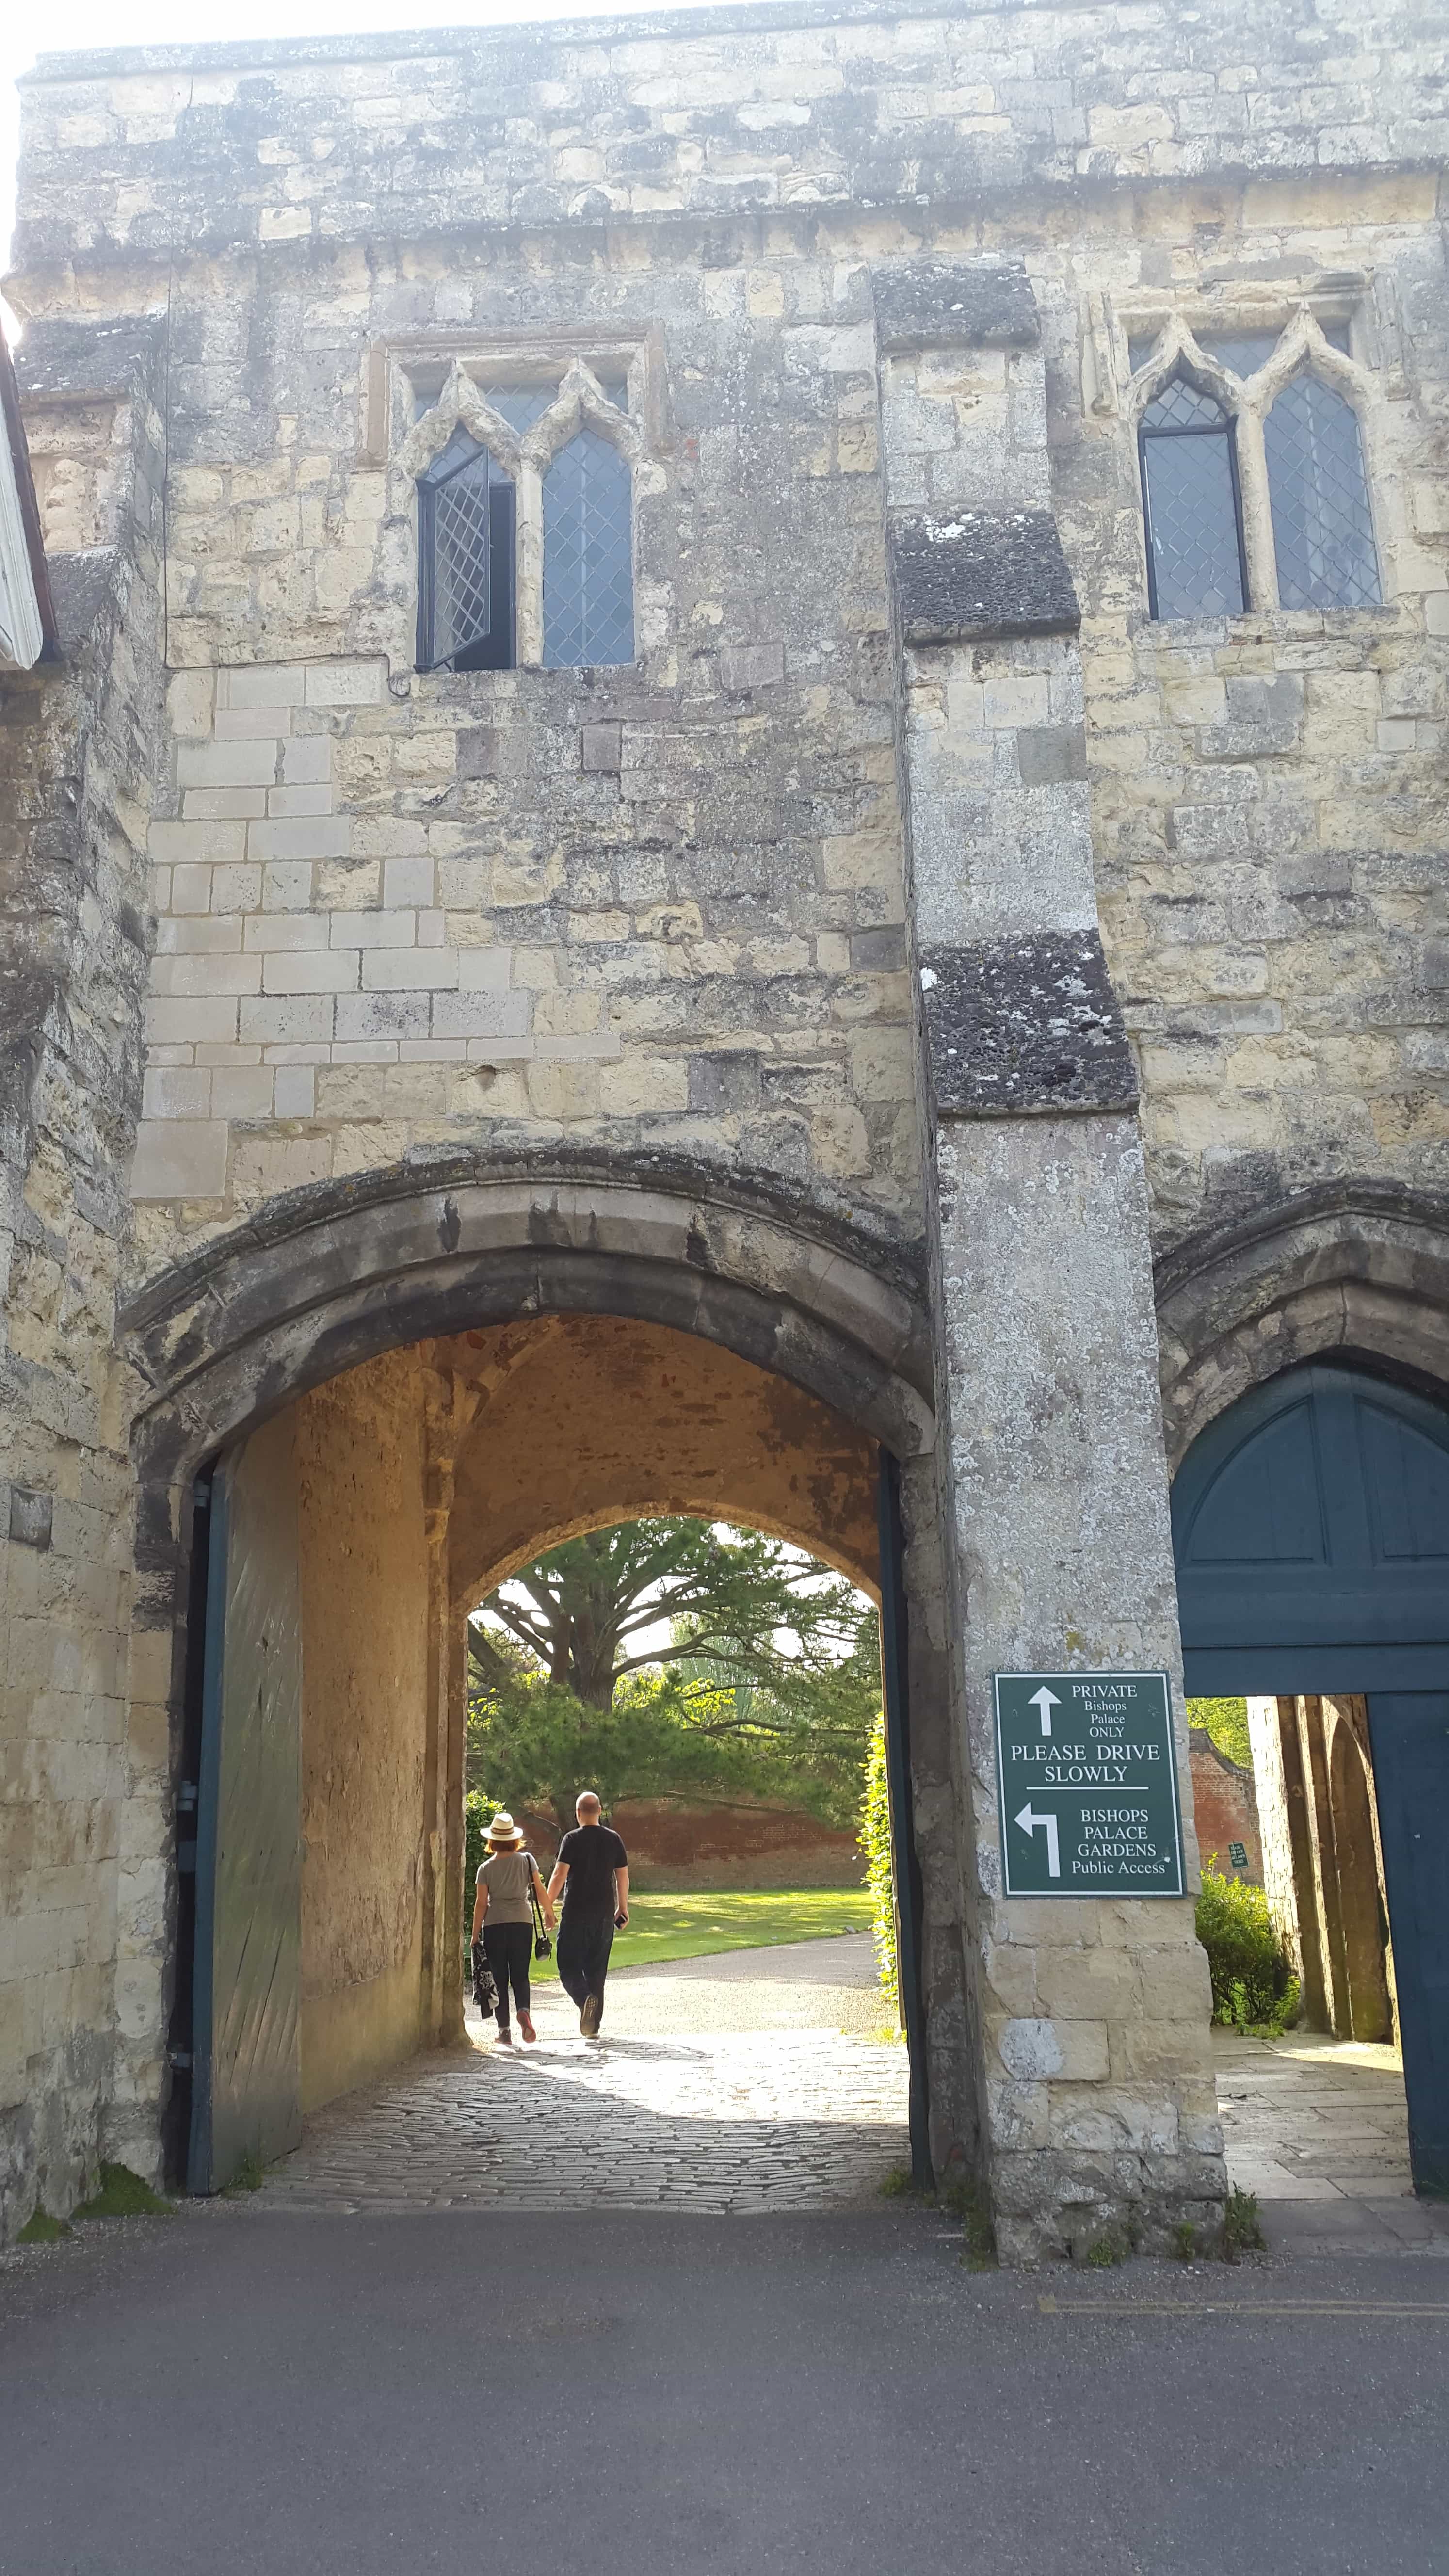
[
  {"xmin": 879, "ymin": 256, "xmax": 1227, "ymax": 2260},
  {"xmin": 515, "ymin": 462, "xmax": 545, "ymax": 666},
  {"xmin": 1234, "ymin": 399, "xmax": 1280, "ymax": 611}
]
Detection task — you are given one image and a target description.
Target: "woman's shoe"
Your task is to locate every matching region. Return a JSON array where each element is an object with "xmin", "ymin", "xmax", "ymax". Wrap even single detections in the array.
[
  {"xmin": 518, "ymin": 2012, "xmax": 537, "ymax": 2043},
  {"xmin": 496, "ymin": 2024, "xmax": 513, "ymax": 2045}
]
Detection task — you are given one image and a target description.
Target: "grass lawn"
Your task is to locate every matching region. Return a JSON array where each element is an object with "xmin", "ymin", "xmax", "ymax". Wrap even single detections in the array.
[{"xmin": 530, "ymin": 1887, "xmax": 873, "ymax": 1977}]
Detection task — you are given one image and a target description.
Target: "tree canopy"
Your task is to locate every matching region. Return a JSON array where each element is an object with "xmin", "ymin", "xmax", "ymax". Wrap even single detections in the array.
[{"xmin": 467, "ymin": 1518, "xmax": 880, "ymax": 1838}]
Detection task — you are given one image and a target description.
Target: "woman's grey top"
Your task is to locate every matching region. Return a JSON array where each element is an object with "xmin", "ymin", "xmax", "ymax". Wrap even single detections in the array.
[{"xmin": 476, "ymin": 1848, "xmax": 536, "ymax": 1925}]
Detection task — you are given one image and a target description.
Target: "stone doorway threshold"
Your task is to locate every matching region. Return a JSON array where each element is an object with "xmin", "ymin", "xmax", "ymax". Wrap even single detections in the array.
[{"xmin": 1215, "ymin": 2027, "xmax": 1449, "ymax": 2256}]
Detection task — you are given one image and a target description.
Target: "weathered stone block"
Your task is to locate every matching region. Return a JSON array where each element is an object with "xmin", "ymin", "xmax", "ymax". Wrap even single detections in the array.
[
  {"xmin": 873, "ymin": 258, "xmax": 1039, "ymax": 353},
  {"xmin": 891, "ymin": 511, "xmax": 1079, "ymax": 643}
]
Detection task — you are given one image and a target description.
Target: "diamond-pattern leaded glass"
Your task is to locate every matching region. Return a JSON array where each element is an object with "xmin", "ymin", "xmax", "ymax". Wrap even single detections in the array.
[
  {"xmin": 1197, "ymin": 331, "xmax": 1279, "ymax": 380},
  {"xmin": 1140, "ymin": 376, "xmax": 1246, "ymax": 620},
  {"xmin": 484, "ymin": 384, "xmax": 558, "ymax": 436},
  {"xmin": 1263, "ymin": 374, "xmax": 1381, "ymax": 611},
  {"xmin": 543, "ymin": 430, "xmax": 634, "ymax": 668},
  {"xmin": 419, "ymin": 429, "xmax": 492, "ymax": 666}
]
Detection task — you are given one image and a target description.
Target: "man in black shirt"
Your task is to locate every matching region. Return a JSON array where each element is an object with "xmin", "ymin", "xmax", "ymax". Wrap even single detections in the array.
[{"xmin": 547, "ymin": 1791, "xmax": 629, "ymax": 2037}]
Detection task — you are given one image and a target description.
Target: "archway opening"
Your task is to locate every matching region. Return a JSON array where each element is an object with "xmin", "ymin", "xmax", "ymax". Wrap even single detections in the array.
[
  {"xmin": 169, "ymin": 1309, "xmax": 927, "ymax": 2207},
  {"xmin": 1173, "ymin": 1356, "xmax": 1449, "ymax": 2202}
]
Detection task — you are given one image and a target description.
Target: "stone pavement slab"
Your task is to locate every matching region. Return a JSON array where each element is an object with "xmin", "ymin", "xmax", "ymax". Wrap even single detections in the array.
[{"xmin": 1215, "ymin": 2027, "xmax": 1449, "ymax": 2256}]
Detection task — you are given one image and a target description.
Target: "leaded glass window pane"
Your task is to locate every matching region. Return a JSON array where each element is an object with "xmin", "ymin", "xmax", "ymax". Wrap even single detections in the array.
[
  {"xmin": 1140, "ymin": 377, "xmax": 1246, "ymax": 620},
  {"xmin": 483, "ymin": 385, "xmax": 558, "ymax": 436},
  {"xmin": 1197, "ymin": 331, "xmax": 1279, "ymax": 380},
  {"xmin": 543, "ymin": 430, "xmax": 634, "ymax": 668},
  {"xmin": 1264, "ymin": 375, "xmax": 1381, "ymax": 611},
  {"xmin": 419, "ymin": 429, "xmax": 492, "ymax": 667}
]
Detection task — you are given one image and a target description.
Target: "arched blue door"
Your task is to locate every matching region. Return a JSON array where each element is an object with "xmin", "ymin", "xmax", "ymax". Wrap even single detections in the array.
[{"xmin": 1173, "ymin": 1361, "xmax": 1449, "ymax": 2197}]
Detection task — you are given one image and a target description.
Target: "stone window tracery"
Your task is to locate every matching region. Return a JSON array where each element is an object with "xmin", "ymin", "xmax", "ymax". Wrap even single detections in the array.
[
  {"xmin": 1127, "ymin": 311, "xmax": 1382, "ymax": 621},
  {"xmin": 400, "ymin": 358, "xmax": 644, "ymax": 673}
]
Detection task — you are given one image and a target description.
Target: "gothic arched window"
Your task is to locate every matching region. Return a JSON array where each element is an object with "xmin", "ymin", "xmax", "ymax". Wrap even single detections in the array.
[
  {"xmin": 1138, "ymin": 374, "xmax": 1248, "ymax": 621},
  {"xmin": 416, "ymin": 429, "xmax": 498, "ymax": 672},
  {"xmin": 543, "ymin": 430, "xmax": 635, "ymax": 669},
  {"xmin": 1263, "ymin": 376, "xmax": 1381, "ymax": 611}
]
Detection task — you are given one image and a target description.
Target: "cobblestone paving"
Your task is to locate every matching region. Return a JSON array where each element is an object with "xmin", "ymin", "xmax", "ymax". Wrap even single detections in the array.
[{"xmin": 262, "ymin": 1937, "xmax": 909, "ymax": 2214}]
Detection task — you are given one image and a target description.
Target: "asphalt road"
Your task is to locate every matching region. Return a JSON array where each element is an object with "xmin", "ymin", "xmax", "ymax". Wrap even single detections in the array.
[{"xmin": 3, "ymin": 2206, "xmax": 1448, "ymax": 2576}]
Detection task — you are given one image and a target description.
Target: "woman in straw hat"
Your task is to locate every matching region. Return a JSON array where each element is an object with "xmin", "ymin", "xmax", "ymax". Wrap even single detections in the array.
[{"xmin": 471, "ymin": 1811, "xmax": 554, "ymax": 2045}]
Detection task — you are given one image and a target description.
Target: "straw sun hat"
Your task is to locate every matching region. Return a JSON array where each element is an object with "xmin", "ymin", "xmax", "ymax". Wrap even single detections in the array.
[{"xmin": 485, "ymin": 1810, "xmax": 525, "ymax": 1847}]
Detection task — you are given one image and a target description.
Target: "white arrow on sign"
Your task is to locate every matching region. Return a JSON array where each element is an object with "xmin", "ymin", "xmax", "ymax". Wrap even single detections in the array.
[
  {"xmin": 1029, "ymin": 1686, "xmax": 1060, "ymax": 1737},
  {"xmin": 1014, "ymin": 1802, "xmax": 1061, "ymax": 1879}
]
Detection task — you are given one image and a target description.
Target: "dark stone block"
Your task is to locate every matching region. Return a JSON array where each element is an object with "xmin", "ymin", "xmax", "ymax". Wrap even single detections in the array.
[
  {"xmin": 1016, "ymin": 724, "xmax": 1088, "ymax": 788},
  {"xmin": 920, "ymin": 932, "xmax": 1138, "ymax": 1118},
  {"xmin": 851, "ymin": 926, "xmax": 907, "ymax": 971},
  {"xmin": 688, "ymin": 1049, "xmax": 763, "ymax": 1115},
  {"xmin": 581, "ymin": 721, "xmax": 622, "ymax": 773},
  {"xmin": 890, "ymin": 511, "xmax": 1079, "ymax": 644},
  {"xmin": 872, "ymin": 257, "xmax": 1038, "ymax": 351},
  {"xmin": 455, "ymin": 727, "xmax": 498, "ymax": 779},
  {"xmin": 8, "ymin": 1485, "xmax": 53, "ymax": 1549}
]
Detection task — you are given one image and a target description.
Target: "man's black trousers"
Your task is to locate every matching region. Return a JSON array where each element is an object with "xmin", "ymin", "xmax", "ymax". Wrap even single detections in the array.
[{"xmin": 556, "ymin": 1910, "xmax": 615, "ymax": 2023}]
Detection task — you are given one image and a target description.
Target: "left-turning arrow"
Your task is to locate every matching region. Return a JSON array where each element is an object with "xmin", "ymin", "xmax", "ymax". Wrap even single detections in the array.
[{"xmin": 1014, "ymin": 1802, "xmax": 1061, "ymax": 1879}]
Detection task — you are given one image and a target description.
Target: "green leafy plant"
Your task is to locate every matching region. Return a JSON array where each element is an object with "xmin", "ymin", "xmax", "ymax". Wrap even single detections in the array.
[
  {"xmin": 73, "ymin": 2163, "xmax": 173, "ymax": 2220},
  {"xmin": 1186, "ymin": 1697, "xmax": 1252, "ymax": 1769},
  {"xmin": 858, "ymin": 1713, "xmax": 899, "ymax": 2014},
  {"xmin": 1083, "ymin": 2231, "xmax": 1126, "ymax": 2269},
  {"xmin": 878, "ymin": 2165, "xmax": 916, "ymax": 2199},
  {"xmin": 1224, "ymin": 2186, "xmax": 1266, "ymax": 2258},
  {"xmin": 1173, "ymin": 2220, "xmax": 1197, "ymax": 2261},
  {"xmin": 223, "ymin": 2149, "xmax": 266, "ymax": 2195},
  {"xmin": 17, "ymin": 2205, "xmax": 71, "ymax": 2244},
  {"xmin": 940, "ymin": 2174, "xmax": 997, "ymax": 2270},
  {"xmin": 1196, "ymin": 1863, "xmax": 1300, "ymax": 2033}
]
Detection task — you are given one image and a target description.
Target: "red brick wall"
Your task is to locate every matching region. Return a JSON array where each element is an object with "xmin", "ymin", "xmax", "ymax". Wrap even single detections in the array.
[
  {"xmin": 1189, "ymin": 1729, "xmax": 1263, "ymax": 1884},
  {"xmin": 517, "ymin": 1799, "xmax": 864, "ymax": 1890}
]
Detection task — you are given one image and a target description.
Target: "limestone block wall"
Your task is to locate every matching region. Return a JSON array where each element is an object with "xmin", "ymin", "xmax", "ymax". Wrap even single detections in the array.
[
  {"xmin": 0, "ymin": 331, "xmax": 167, "ymax": 2238},
  {"xmin": 3, "ymin": 0, "xmax": 1446, "ymax": 2247}
]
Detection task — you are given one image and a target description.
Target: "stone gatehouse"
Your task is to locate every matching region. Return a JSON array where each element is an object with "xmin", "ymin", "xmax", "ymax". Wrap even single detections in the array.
[{"xmin": 2, "ymin": 0, "xmax": 1447, "ymax": 2257}]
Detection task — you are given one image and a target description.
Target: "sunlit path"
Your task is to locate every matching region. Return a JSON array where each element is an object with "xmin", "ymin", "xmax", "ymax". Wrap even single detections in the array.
[{"xmin": 260, "ymin": 1934, "xmax": 909, "ymax": 2214}]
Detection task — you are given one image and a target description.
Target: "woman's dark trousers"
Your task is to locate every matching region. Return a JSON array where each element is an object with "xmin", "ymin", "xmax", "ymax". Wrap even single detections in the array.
[
  {"xmin": 483, "ymin": 1920, "xmax": 533, "ymax": 2028},
  {"xmin": 556, "ymin": 1910, "xmax": 615, "ymax": 2026}
]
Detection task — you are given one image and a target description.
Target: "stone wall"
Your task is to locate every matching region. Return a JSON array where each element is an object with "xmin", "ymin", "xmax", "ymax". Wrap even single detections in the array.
[
  {"xmin": 0, "ymin": 330, "xmax": 166, "ymax": 2238},
  {"xmin": 3, "ymin": 0, "xmax": 1446, "ymax": 2250}
]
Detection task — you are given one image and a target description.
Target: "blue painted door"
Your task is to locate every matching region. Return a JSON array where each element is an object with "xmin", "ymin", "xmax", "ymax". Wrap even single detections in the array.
[
  {"xmin": 1174, "ymin": 1363, "xmax": 1449, "ymax": 1695},
  {"xmin": 1365, "ymin": 1694, "xmax": 1449, "ymax": 2197},
  {"xmin": 1173, "ymin": 1360, "xmax": 1449, "ymax": 2198}
]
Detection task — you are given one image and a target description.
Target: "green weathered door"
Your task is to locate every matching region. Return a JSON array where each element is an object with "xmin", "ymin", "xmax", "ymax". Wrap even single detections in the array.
[{"xmin": 188, "ymin": 1416, "xmax": 304, "ymax": 2194}]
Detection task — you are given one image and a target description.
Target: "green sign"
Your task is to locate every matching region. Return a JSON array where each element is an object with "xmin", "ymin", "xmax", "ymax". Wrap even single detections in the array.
[{"xmin": 994, "ymin": 1671, "xmax": 1184, "ymax": 1898}]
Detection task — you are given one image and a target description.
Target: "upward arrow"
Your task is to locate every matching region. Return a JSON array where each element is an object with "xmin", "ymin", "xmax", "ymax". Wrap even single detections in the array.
[{"xmin": 1029, "ymin": 1686, "xmax": 1060, "ymax": 1738}]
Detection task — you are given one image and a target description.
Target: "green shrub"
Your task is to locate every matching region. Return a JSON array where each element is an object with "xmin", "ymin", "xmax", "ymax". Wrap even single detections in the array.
[
  {"xmin": 1196, "ymin": 1863, "xmax": 1300, "ymax": 2033},
  {"xmin": 857, "ymin": 1714, "xmax": 898, "ymax": 2014}
]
